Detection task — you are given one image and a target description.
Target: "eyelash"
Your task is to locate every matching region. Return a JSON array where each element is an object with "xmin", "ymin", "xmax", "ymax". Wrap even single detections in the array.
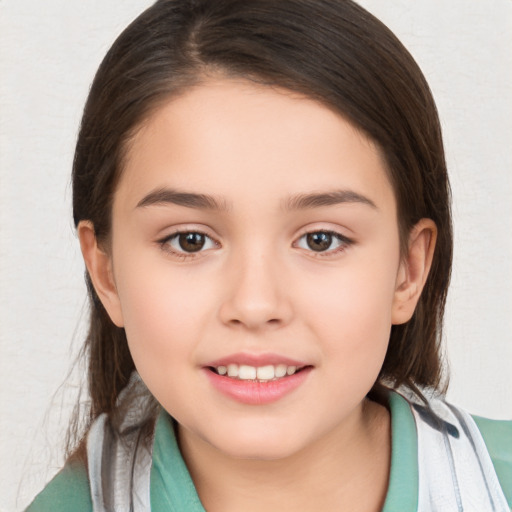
[
  {"xmin": 158, "ymin": 230, "xmax": 218, "ymax": 260},
  {"xmin": 294, "ymin": 230, "xmax": 353, "ymax": 257},
  {"xmin": 158, "ymin": 229, "xmax": 353, "ymax": 260}
]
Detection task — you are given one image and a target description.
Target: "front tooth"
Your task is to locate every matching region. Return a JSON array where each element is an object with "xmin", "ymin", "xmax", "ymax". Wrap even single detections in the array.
[
  {"xmin": 217, "ymin": 365, "xmax": 227, "ymax": 375},
  {"xmin": 227, "ymin": 364, "xmax": 239, "ymax": 377},
  {"xmin": 238, "ymin": 365, "xmax": 257, "ymax": 380},
  {"xmin": 286, "ymin": 366, "xmax": 297, "ymax": 376},
  {"xmin": 256, "ymin": 365, "xmax": 275, "ymax": 380},
  {"xmin": 275, "ymin": 364, "xmax": 287, "ymax": 378}
]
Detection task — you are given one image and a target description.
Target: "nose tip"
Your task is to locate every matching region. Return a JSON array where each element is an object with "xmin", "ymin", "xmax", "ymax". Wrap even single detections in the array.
[{"xmin": 218, "ymin": 256, "xmax": 293, "ymax": 330}]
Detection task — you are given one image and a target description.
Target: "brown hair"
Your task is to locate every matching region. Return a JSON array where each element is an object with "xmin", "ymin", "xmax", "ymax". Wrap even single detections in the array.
[{"xmin": 70, "ymin": 0, "xmax": 452, "ymax": 454}]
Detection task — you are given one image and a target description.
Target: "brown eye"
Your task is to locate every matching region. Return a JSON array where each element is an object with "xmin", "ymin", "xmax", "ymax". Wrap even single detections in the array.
[
  {"xmin": 306, "ymin": 232, "xmax": 333, "ymax": 252},
  {"xmin": 178, "ymin": 232, "xmax": 206, "ymax": 252},
  {"xmin": 295, "ymin": 230, "xmax": 351, "ymax": 255},
  {"xmin": 163, "ymin": 231, "xmax": 217, "ymax": 255}
]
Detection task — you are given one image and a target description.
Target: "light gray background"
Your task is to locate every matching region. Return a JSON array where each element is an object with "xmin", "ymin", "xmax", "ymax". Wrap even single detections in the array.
[{"xmin": 1, "ymin": 1, "xmax": 511, "ymax": 510}]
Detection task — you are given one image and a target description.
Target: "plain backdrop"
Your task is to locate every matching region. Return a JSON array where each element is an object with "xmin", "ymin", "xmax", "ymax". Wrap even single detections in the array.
[{"xmin": 1, "ymin": 1, "xmax": 511, "ymax": 510}]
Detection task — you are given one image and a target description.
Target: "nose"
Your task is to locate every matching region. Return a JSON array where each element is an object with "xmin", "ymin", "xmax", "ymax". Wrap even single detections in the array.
[{"xmin": 218, "ymin": 248, "xmax": 293, "ymax": 330}]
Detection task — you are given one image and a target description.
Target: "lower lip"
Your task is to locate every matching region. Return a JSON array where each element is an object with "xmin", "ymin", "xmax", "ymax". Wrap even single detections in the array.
[{"xmin": 204, "ymin": 367, "xmax": 312, "ymax": 405}]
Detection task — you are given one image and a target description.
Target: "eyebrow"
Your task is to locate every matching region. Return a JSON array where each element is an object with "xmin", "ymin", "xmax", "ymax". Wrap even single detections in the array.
[
  {"xmin": 282, "ymin": 190, "xmax": 377, "ymax": 211},
  {"xmin": 136, "ymin": 187, "xmax": 377, "ymax": 212},
  {"xmin": 136, "ymin": 188, "xmax": 230, "ymax": 211}
]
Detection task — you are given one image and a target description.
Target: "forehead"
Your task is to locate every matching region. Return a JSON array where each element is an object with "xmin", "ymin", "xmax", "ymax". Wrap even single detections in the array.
[{"xmin": 116, "ymin": 79, "xmax": 396, "ymax": 215}]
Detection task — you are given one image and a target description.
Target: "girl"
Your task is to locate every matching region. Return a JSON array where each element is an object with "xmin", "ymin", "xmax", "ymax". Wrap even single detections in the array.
[{"xmin": 26, "ymin": 0, "xmax": 512, "ymax": 510}]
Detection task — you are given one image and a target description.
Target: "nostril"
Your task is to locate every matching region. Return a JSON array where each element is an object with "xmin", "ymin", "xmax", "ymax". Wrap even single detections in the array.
[{"xmin": 218, "ymin": 287, "xmax": 293, "ymax": 329}]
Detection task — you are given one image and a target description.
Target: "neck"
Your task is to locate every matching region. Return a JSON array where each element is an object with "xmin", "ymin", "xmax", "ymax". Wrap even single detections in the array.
[{"xmin": 178, "ymin": 398, "xmax": 391, "ymax": 512}]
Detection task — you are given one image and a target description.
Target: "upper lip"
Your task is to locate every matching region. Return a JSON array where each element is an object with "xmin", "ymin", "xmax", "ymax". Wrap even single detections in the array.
[{"xmin": 205, "ymin": 352, "xmax": 309, "ymax": 368}]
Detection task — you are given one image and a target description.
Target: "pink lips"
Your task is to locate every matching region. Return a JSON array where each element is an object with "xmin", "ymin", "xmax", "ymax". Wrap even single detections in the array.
[
  {"xmin": 207, "ymin": 353, "xmax": 307, "ymax": 368},
  {"xmin": 203, "ymin": 353, "xmax": 312, "ymax": 405}
]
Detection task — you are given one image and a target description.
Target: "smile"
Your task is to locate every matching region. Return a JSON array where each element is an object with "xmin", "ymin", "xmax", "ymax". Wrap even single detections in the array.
[
  {"xmin": 204, "ymin": 356, "xmax": 313, "ymax": 405},
  {"xmin": 211, "ymin": 364, "xmax": 302, "ymax": 381}
]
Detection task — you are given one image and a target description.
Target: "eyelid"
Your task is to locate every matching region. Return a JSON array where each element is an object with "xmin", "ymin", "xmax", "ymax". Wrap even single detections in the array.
[
  {"xmin": 157, "ymin": 227, "xmax": 220, "ymax": 258},
  {"xmin": 293, "ymin": 228, "xmax": 354, "ymax": 256},
  {"xmin": 156, "ymin": 225, "xmax": 353, "ymax": 259}
]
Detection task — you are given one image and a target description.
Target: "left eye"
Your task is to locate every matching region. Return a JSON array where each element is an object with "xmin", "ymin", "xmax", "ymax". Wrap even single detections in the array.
[
  {"xmin": 295, "ymin": 231, "xmax": 349, "ymax": 253},
  {"xmin": 164, "ymin": 232, "xmax": 217, "ymax": 253}
]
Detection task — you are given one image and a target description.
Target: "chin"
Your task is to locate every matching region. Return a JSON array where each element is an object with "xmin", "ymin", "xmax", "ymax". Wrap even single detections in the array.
[
  {"xmin": 220, "ymin": 441, "xmax": 301, "ymax": 461},
  {"xmin": 203, "ymin": 425, "xmax": 308, "ymax": 461}
]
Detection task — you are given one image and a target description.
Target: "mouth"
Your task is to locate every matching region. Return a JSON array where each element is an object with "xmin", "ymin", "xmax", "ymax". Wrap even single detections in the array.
[
  {"xmin": 203, "ymin": 354, "xmax": 313, "ymax": 404},
  {"xmin": 207, "ymin": 363, "xmax": 310, "ymax": 382}
]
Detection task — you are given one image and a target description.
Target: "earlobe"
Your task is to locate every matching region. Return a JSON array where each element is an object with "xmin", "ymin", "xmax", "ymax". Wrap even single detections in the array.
[
  {"xmin": 77, "ymin": 221, "xmax": 124, "ymax": 327},
  {"xmin": 392, "ymin": 219, "xmax": 437, "ymax": 325}
]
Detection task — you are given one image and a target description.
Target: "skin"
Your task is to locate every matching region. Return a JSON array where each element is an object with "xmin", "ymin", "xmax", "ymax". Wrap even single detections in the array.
[{"xmin": 79, "ymin": 79, "xmax": 436, "ymax": 511}]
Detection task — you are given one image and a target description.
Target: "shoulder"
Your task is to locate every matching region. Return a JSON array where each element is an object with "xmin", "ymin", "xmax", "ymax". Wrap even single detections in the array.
[
  {"xmin": 25, "ymin": 459, "xmax": 92, "ymax": 512},
  {"xmin": 390, "ymin": 387, "xmax": 512, "ymax": 508},
  {"xmin": 472, "ymin": 414, "xmax": 512, "ymax": 508}
]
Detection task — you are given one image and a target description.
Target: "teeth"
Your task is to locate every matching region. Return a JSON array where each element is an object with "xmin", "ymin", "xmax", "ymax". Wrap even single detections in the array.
[
  {"xmin": 227, "ymin": 364, "xmax": 239, "ymax": 377},
  {"xmin": 275, "ymin": 364, "xmax": 287, "ymax": 378},
  {"xmin": 286, "ymin": 366, "xmax": 297, "ymax": 376},
  {"xmin": 256, "ymin": 365, "xmax": 275, "ymax": 380},
  {"xmin": 239, "ymin": 365, "xmax": 257, "ymax": 380},
  {"xmin": 215, "ymin": 364, "xmax": 301, "ymax": 381}
]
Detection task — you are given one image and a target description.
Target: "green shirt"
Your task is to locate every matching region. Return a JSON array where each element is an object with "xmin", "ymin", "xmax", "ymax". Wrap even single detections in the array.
[{"xmin": 26, "ymin": 392, "xmax": 512, "ymax": 511}]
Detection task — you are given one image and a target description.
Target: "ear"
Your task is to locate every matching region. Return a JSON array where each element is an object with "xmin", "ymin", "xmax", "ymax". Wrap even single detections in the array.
[
  {"xmin": 392, "ymin": 218, "xmax": 437, "ymax": 325},
  {"xmin": 77, "ymin": 221, "xmax": 124, "ymax": 327}
]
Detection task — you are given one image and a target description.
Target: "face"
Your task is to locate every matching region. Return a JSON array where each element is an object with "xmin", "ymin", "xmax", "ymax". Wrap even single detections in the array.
[{"xmin": 99, "ymin": 79, "xmax": 410, "ymax": 460}]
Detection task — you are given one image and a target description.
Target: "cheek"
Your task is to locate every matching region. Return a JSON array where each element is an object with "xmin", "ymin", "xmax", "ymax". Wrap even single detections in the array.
[
  {"xmin": 113, "ymin": 254, "xmax": 206, "ymax": 367},
  {"xmin": 301, "ymin": 252, "xmax": 398, "ymax": 362}
]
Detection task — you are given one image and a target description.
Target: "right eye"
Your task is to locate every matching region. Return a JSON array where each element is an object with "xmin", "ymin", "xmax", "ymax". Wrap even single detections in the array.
[
  {"xmin": 161, "ymin": 231, "xmax": 217, "ymax": 256},
  {"xmin": 294, "ymin": 230, "xmax": 353, "ymax": 256}
]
